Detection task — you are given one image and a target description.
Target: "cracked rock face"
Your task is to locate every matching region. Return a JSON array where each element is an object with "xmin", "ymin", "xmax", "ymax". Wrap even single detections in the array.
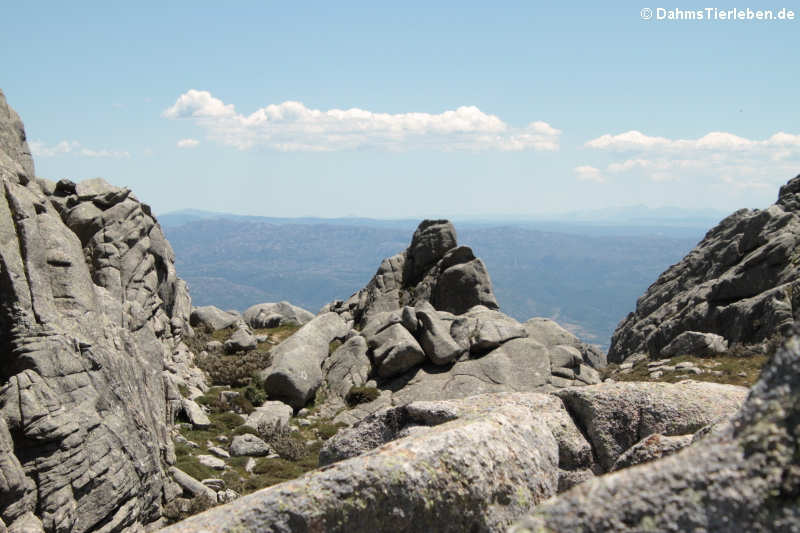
[
  {"xmin": 609, "ymin": 175, "xmax": 800, "ymax": 363},
  {"xmin": 510, "ymin": 332, "xmax": 800, "ymax": 533},
  {"xmin": 0, "ymin": 89, "xmax": 203, "ymax": 532}
]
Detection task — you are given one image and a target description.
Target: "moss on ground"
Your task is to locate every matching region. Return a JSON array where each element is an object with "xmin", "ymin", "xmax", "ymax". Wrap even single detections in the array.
[{"xmin": 607, "ymin": 352, "xmax": 768, "ymax": 388}]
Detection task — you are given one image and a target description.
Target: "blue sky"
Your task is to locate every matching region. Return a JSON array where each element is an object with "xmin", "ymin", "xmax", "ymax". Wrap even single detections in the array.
[{"xmin": 2, "ymin": 1, "xmax": 798, "ymax": 218}]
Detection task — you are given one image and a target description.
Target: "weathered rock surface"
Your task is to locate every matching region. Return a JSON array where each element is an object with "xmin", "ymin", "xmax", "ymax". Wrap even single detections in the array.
[
  {"xmin": 223, "ymin": 327, "xmax": 257, "ymax": 353},
  {"xmin": 242, "ymin": 301, "xmax": 313, "ymax": 329},
  {"xmin": 609, "ymin": 176, "xmax": 800, "ymax": 363},
  {"xmin": 261, "ymin": 312, "xmax": 348, "ymax": 409},
  {"xmin": 181, "ymin": 398, "xmax": 211, "ymax": 429},
  {"xmin": 320, "ymin": 393, "xmax": 595, "ymax": 492},
  {"xmin": 511, "ymin": 333, "xmax": 800, "ymax": 533},
  {"xmin": 0, "ymin": 90, "xmax": 205, "ymax": 532},
  {"xmin": 243, "ymin": 401, "xmax": 293, "ymax": 433},
  {"xmin": 160, "ymin": 393, "xmax": 567, "ymax": 533},
  {"xmin": 555, "ymin": 380, "xmax": 747, "ymax": 470},
  {"xmin": 524, "ymin": 317, "xmax": 607, "ymax": 369},
  {"xmin": 229, "ymin": 434, "xmax": 272, "ymax": 457},
  {"xmin": 321, "ymin": 335, "xmax": 371, "ymax": 397},
  {"xmin": 323, "ymin": 219, "xmax": 499, "ymax": 326},
  {"xmin": 660, "ymin": 330, "xmax": 729, "ymax": 357},
  {"xmin": 610, "ymin": 433, "xmax": 694, "ymax": 471},
  {"xmin": 189, "ymin": 305, "xmax": 238, "ymax": 332}
]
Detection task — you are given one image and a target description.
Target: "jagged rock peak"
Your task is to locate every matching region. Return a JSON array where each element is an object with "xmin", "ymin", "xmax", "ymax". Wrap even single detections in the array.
[
  {"xmin": 406, "ymin": 219, "xmax": 457, "ymax": 281},
  {"xmin": 324, "ymin": 219, "xmax": 498, "ymax": 326},
  {"xmin": 0, "ymin": 89, "xmax": 35, "ymax": 182},
  {"xmin": 608, "ymin": 174, "xmax": 800, "ymax": 363}
]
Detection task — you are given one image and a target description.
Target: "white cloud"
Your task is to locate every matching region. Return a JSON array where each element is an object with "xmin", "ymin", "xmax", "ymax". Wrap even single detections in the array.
[
  {"xmin": 585, "ymin": 130, "xmax": 800, "ymax": 153},
  {"xmin": 574, "ymin": 165, "xmax": 606, "ymax": 183},
  {"xmin": 162, "ymin": 89, "xmax": 561, "ymax": 152},
  {"xmin": 30, "ymin": 140, "xmax": 130, "ymax": 159},
  {"xmin": 581, "ymin": 129, "xmax": 800, "ymax": 188},
  {"xmin": 177, "ymin": 138, "xmax": 200, "ymax": 148}
]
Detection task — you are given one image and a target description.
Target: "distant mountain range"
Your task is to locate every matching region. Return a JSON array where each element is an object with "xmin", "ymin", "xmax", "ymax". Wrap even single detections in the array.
[{"xmin": 161, "ymin": 209, "xmax": 715, "ymax": 349}]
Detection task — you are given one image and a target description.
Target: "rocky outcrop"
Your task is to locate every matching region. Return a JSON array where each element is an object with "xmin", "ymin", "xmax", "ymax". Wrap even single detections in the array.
[
  {"xmin": 257, "ymin": 221, "xmax": 604, "ymax": 416},
  {"xmin": 0, "ymin": 90, "xmax": 204, "ymax": 531},
  {"xmin": 609, "ymin": 176, "xmax": 800, "ymax": 362},
  {"xmin": 323, "ymin": 219, "xmax": 498, "ymax": 326},
  {"xmin": 510, "ymin": 332, "xmax": 800, "ymax": 533}
]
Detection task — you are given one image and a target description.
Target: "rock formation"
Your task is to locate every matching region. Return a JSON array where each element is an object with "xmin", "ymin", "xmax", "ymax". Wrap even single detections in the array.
[
  {"xmin": 609, "ymin": 176, "xmax": 800, "ymax": 362},
  {"xmin": 159, "ymin": 382, "xmax": 746, "ymax": 533},
  {"xmin": 510, "ymin": 331, "xmax": 800, "ymax": 533},
  {"xmin": 255, "ymin": 220, "xmax": 605, "ymax": 416},
  {"xmin": 0, "ymin": 89, "xmax": 204, "ymax": 532}
]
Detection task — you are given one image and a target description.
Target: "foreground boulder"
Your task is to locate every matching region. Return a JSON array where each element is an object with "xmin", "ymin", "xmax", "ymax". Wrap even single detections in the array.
[
  {"xmin": 160, "ymin": 378, "xmax": 748, "ymax": 533},
  {"xmin": 555, "ymin": 381, "xmax": 747, "ymax": 470},
  {"xmin": 160, "ymin": 393, "xmax": 567, "ymax": 533},
  {"xmin": 510, "ymin": 333, "xmax": 800, "ymax": 532},
  {"xmin": 609, "ymin": 175, "xmax": 800, "ymax": 363},
  {"xmin": 0, "ymin": 89, "xmax": 204, "ymax": 531},
  {"xmin": 261, "ymin": 312, "xmax": 348, "ymax": 409}
]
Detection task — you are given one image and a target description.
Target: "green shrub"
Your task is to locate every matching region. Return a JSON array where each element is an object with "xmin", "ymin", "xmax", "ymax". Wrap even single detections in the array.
[
  {"xmin": 196, "ymin": 351, "xmax": 272, "ymax": 387},
  {"xmin": 345, "ymin": 386, "xmax": 380, "ymax": 407},
  {"xmin": 316, "ymin": 422, "xmax": 345, "ymax": 441},
  {"xmin": 264, "ymin": 429, "xmax": 307, "ymax": 461},
  {"xmin": 244, "ymin": 385, "xmax": 267, "ymax": 406}
]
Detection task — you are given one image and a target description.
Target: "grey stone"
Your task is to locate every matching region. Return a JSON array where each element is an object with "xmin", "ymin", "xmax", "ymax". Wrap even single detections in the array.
[
  {"xmin": 205, "ymin": 340, "xmax": 223, "ymax": 352},
  {"xmin": 261, "ymin": 312, "xmax": 348, "ymax": 409},
  {"xmin": 511, "ymin": 332, "xmax": 800, "ymax": 533},
  {"xmin": 196, "ymin": 455, "xmax": 226, "ymax": 470},
  {"xmin": 555, "ymin": 380, "xmax": 748, "ymax": 470},
  {"xmin": 416, "ymin": 309, "xmax": 464, "ymax": 365},
  {"xmin": 400, "ymin": 306, "xmax": 418, "ymax": 333},
  {"xmin": 243, "ymin": 401, "xmax": 293, "ymax": 434},
  {"xmin": 242, "ymin": 301, "xmax": 314, "ymax": 329},
  {"xmin": 208, "ymin": 447, "xmax": 230, "ymax": 459},
  {"xmin": 181, "ymin": 398, "xmax": 211, "ymax": 429},
  {"xmin": 223, "ymin": 327, "xmax": 257, "ymax": 353},
  {"xmin": 367, "ymin": 323, "xmax": 426, "ymax": 378},
  {"xmin": 322, "ymin": 335, "xmax": 371, "ymax": 398},
  {"xmin": 450, "ymin": 306, "xmax": 527, "ymax": 353},
  {"xmin": 190, "ymin": 305, "xmax": 239, "ymax": 331},
  {"xmin": 388, "ymin": 337, "xmax": 551, "ymax": 405},
  {"xmin": 229, "ymin": 434, "xmax": 271, "ymax": 457},
  {"xmin": 169, "ymin": 467, "xmax": 216, "ymax": 500},
  {"xmin": 610, "ymin": 433, "xmax": 694, "ymax": 471},
  {"xmin": 661, "ymin": 330, "xmax": 729, "ymax": 357}
]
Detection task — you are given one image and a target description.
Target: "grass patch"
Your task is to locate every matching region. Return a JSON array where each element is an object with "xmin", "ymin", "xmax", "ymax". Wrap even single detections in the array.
[
  {"xmin": 175, "ymin": 454, "xmax": 219, "ymax": 481},
  {"xmin": 345, "ymin": 386, "xmax": 380, "ymax": 407}
]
